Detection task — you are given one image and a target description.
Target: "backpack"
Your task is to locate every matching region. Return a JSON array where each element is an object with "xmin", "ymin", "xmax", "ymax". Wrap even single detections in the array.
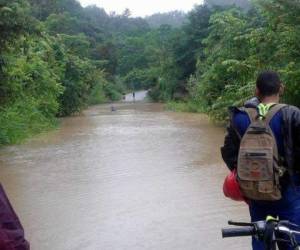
[{"xmin": 237, "ymin": 104, "xmax": 287, "ymax": 201}]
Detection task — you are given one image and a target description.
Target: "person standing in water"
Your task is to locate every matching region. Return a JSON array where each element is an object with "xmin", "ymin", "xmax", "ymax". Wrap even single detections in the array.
[{"xmin": 132, "ymin": 92, "xmax": 135, "ymax": 102}]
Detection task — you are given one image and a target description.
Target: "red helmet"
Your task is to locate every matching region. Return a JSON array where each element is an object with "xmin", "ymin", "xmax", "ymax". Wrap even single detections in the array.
[{"xmin": 223, "ymin": 169, "xmax": 245, "ymax": 202}]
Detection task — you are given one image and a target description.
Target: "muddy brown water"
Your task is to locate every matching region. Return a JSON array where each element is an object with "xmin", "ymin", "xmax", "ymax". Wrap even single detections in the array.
[{"xmin": 0, "ymin": 93, "xmax": 250, "ymax": 250}]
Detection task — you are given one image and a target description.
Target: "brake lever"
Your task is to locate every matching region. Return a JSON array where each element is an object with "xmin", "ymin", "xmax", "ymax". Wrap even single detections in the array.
[{"xmin": 280, "ymin": 221, "xmax": 300, "ymax": 231}]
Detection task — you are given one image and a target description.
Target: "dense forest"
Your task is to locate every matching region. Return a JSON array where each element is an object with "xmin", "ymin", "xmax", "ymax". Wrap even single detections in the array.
[
  {"xmin": 156, "ymin": 0, "xmax": 300, "ymax": 121},
  {"xmin": 1, "ymin": 0, "xmax": 300, "ymax": 145},
  {"xmin": 145, "ymin": 11, "xmax": 187, "ymax": 28},
  {"xmin": 0, "ymin": 0, "xmax": 148, "ymax": 144},
  {"xmin": 146, "ymin": 0, "xmax": 300, "ymax": 121}
]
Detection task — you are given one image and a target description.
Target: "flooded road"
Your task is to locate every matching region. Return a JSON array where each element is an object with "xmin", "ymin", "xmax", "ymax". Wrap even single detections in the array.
[
  {"xmin": 124, "ymin": 91, "xmax": 148, "ymax": 102},
  {"xmin": 0, "ymin": 95, "xmax": 250, "ymax": 249}
]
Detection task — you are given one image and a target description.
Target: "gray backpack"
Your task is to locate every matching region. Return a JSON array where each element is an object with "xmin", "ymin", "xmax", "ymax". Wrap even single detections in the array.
[{"xmin": 237, "ymin": 104, "xmax": 286, "ymax": 201}]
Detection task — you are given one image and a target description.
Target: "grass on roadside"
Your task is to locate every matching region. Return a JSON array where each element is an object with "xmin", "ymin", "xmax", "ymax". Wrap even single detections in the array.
[
  {"xmin": 165, "ymin": 101, "xmax": 204, "ymax": 113},
  {"xmin": 0, "ymin": 100, "xmax": 58, "ymax": 146}
]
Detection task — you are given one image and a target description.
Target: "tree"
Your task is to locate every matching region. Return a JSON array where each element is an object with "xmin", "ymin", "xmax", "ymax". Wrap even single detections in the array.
[
  {"xmin": 0, "ymin": 0, "xmax": 31, "ymax": 49},
  {"xmin": 204, "ymin": 0, "xmax": 251, "ymax": 9},
  {"xmin": 145, "ymin": 11, "xmax": 187, "ymax": 28}
]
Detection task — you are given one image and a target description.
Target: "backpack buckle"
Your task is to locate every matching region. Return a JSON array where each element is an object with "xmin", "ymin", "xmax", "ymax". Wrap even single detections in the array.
[{"xmin": 276, "ymin": 167, "xmax": 286, "ymax": 177}]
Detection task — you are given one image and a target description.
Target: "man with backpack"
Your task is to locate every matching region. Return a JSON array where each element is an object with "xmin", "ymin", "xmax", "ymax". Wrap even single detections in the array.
[{"xmin": 221, "ymin": 71, "xmax": 300, "ymax": 250}]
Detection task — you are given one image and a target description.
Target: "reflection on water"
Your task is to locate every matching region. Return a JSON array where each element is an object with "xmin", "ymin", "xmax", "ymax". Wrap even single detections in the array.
[{"xmin": 0, "ymin": 101, "xmax": 250, "ymax": 250}]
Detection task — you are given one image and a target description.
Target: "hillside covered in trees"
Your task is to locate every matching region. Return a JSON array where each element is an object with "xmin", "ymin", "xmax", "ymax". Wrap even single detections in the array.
[
  {"xmin": 0, "ymin": 0, "xmax": 150, "ymax": 145},
  {"xmin": 1, "ymin": 0, "xmax": 300, "ymax": 145},
  {"xmin": 145, "ymin": 0, "xmax": 300, "ymax": 121}
]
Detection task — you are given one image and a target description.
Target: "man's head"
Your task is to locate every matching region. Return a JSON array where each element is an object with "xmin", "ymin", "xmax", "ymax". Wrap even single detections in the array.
[{"xmin": 255, "ymin": 71, "xmax": 284, "ymax": 100}]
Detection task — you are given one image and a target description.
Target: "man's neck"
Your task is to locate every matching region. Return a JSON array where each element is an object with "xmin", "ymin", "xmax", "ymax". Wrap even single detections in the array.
[{"xmin": 259, "ymin": 95, "xmax": 280, "ymax": 104}]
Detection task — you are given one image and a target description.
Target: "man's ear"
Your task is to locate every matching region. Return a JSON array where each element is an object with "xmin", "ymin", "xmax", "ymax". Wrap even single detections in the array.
[
  {"xmin": 255, "ymin": 87, "xmax": 260, "ymax": 98},
  {"xmin": 279, "ymin": 83, "xmax": 284, "ymax": 96}
]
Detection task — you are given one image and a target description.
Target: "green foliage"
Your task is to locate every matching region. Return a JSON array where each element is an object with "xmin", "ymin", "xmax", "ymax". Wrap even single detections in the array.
[
  {"xmin": 3, "ymin": 0, "xmax": 300, "ymax": 145},
  {"xmin": 88, "ymin": 83, "xmax": 106, "ymax": 105},
  {"xmin": 0, "ymin": 0, "xmax": 32, "ymax": 49},
  {"xmin": 145, "ymin": 0, "xmax": 300, "ymax": 123},
  {"xmin": 117, "ymin": 36, "xmax": 149, "ymax": 76},
  {"xmin": 0, "ymin": 98, "xmax": 57, "ymax": 145},
  {"xmin": 109, "ymin": 13, "xmax": 150, "ymax": 36},
  {"xmin": 123, "ymin": 68, "xmax": 157, "ymax": 90},
  {"xmin": 146, "ymin": 5, "xmax": 216, "ymax": 102},
  {"xmin": 193, "ymin": 8, "xmax": 257, "ymax": 120},
  {"xmin": 204, "ymin": 0, "xmax": 251, "ymax": 9},
  {"xmin": 175, "ymin": 0, "xmax": 300, "ymax": 121},
  {"xmin": 1, "ymin": 34, "xmax": 63, "ymax": 112},
  {"xmin": 103, "ymin": 82, "xmax": 122, "ymax": 101},
  {"xmin": 192, "ymin": 1, "xmax": 300, "ymax": 120},
  {"xmin": 145, "ymin": 11, "xmax": 187, "ymax": 28},
  {"xmin": 166, "ymin": 101, "xmax": 203, "ymax": 113},
  {"xmin": 28, "ymin": 0, "xmax": 82, "ymax": 20},
  {"xmin": 0, "ymin": 0, "xmax": 128, "ymax": 145},
  {"xmin": 58, "ymin": 53, "xmax": 109, "ymax": 116},
  {"xmin": 137, "ymin": 25, "xmax": 185, "ymax": 101},
  {"xmin": 45, "ymin": 12, "xmax": 81, "ymax": 35}
]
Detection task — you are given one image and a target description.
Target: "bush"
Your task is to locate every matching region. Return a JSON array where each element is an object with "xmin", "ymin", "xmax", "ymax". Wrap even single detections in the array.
[
  {"xmin": 88, "ymin": 83, "xmax": 107, "ymax": 105},
  {"xmin": 103, "ymin": 82, "xmax": 123, "ymax": 101},
  {"xmin": 0, "ymin": 98, "xmax": 57, "ymax": 145},
  {"xmin": 166, "ymin": 101, "xmax": 203, "ymax": 113}
]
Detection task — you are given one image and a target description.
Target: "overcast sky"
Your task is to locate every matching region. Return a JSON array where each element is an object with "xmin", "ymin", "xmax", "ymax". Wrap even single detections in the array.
[{"xmin": 79, "ymin": 0, "xmax": 203, "ymax": 17}]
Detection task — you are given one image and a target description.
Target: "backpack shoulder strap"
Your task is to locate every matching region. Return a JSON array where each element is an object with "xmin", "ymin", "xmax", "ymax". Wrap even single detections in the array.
[
  {"xmin": 265, "ymin": 104, "xmax": 287, "ymax": 124},
  {"xmin": 242, "ymin": 107, "xmax": 259, "ymax": 123}
]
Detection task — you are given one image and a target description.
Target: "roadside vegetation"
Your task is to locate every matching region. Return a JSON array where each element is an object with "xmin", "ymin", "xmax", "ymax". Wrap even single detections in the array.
[
  {"xmin": 0, "ymin": 0, "xmax": 147, "ymax": 145},
  {"xmin": 147, "ymin": 0, "xmax": 300, "ymax": 122},
  {"xmin": 1, "ymin": 0, "xmax": 299, "ymax": 144}
]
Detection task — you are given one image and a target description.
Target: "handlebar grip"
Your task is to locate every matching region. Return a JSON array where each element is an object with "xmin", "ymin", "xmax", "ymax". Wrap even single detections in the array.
[{"xmin": 222, "ymin": 226, "xmax": 255, "ymax": 238}]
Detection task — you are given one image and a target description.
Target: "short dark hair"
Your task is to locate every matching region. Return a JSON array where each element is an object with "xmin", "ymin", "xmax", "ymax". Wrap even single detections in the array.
[{"xmin": 256, "ymin": 71, "xmax": 281, "ymax": 97}]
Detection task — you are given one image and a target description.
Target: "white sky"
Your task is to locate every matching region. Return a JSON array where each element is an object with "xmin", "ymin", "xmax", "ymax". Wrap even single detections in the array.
[{"xmin": 79, "ymin": 0, "xmax": 203, "ymax": 17}]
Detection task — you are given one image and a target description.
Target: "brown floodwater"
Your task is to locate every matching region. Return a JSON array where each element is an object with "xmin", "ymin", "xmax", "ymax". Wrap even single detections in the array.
[{"xmin": 0, "ymin": 92, "xmax": 251, "ymax": 250}]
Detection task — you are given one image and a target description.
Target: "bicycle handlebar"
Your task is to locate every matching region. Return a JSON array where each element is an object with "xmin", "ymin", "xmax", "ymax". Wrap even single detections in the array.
[
  {"xmin": 222, "ymin": 226, "xmax": 255, "ymax": 238},
  {"xmin": 222, "ymin": 219, "xmax": 300, "ymax": 250}
]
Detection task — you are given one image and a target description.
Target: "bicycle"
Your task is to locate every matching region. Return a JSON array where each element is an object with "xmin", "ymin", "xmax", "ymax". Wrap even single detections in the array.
[{"xmin": 222, "ymin": 216, "xmax": 300, "ymax": 250}]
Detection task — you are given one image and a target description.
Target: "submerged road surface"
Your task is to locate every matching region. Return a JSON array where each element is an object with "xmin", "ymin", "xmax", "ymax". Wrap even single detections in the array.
[{"xmin": 0, "ymin": 93, "xmax": 250, "ymax": 250}]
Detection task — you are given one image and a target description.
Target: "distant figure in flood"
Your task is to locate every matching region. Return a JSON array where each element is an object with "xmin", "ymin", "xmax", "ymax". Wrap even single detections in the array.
[
  {"xmin": 132, "ymin": 92, "xmax": 135, "ymax": 102},
  {"xmin": 111, "ymin": 106, "xmax": 116, "ymax": 112}
]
